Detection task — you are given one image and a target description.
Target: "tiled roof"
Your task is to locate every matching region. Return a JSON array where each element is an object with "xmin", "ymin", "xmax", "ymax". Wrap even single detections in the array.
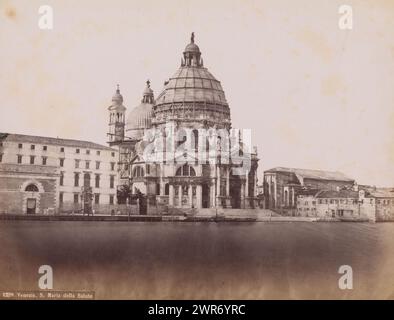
[
  {"xmin": 369, "ymin": 189, "xmax": 394, "ymax": 198},
  {"xmin": 155, "ymin": 67, "xmax": 228, "ymax": 106},
  {"xmin": 316, "ymin": 190, "xmax": 359, "ymax": 198},
  {"xmin": 0, "ymin": 133, "xmax": 115, "ymax": 151},
  {"xmin": 265, "ymin": 167, "xmax": 354, "ymax": 182}
]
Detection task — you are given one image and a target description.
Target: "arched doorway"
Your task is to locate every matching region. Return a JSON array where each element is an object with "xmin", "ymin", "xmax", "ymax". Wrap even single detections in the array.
[
  {"xmin": 202, "ymin": 184, "xmax": 210, "ymax": 208},
  {"xmin": 230, "ymin": 174, "xmax": 241, "ymax": 209},
  {"xmin": 25, "ymin": 183, "xmax": 39, "ymax": 214}
]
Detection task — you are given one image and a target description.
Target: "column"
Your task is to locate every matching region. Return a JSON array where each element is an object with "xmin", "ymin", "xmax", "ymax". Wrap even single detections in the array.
[
  {"xmin": 169, "ymin": 184, "xmax": 174, "ymax": 206},
  {"xmin": 254, "ymin": 171, "xmax": 258, "ymax": 197},
  {"xmin": 216, "ymin": 166, "xmax": 221, "ymax": 197},
  {"xmin": 159, "ymin": 164, "xmax": 164, "ymax": 196},
  {"xmin": 210, "ymin": 181, "xmax": 215, "ymax": 207},
  {"xmin": 196, "ymin": 185, "xmax": 202, "ymax": 208},
  {"xmin": 292, "ymin": 187, "xmax": 295, "ymax": 207},
  {"xmin": 241, "ymin": 182, "xmax": 246, "ymax": 208},
  {"xmin": 226, "ymin": 168, "xmax": 230, "ymax": 196},
  {"xmin": 188, "ymin": 185, "xmax": 193, "ymax": 208},
  {"xmin": 245, "ymin": 170, "xmax": 249, "ymax": 197},
  {"xmin": 178, "ymin": 185, "xmax": 182, "ymax": 207},
  {"xmin": 273, "ymin": 176, "xmax": 277, "ymax": 208}
]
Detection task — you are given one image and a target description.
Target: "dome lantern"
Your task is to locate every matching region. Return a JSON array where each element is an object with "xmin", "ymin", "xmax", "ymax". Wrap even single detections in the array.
[
  {"xmin": 112, "ymin": 84, "xmax": 124, "ymax": 105},
  {"xmin": 182, "ymin": 32, "xmax": 203, "ymax": 67},
  {"xmin": 142, "ymin": 80, "xmax": 154, "ymax": 104}
]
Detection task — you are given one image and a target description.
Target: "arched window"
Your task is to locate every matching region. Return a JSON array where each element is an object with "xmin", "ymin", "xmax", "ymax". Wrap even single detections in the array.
[
  {"xmin": 284, "ymin": 190, "xmax": 288, "ymax": 206},
  {"xmin": 176, "ymin": 164, "xmax": 196, "ymax": 176},
  {"xmin": 25, "ymin": 184, "xmax": 39, "ymax": 192}
]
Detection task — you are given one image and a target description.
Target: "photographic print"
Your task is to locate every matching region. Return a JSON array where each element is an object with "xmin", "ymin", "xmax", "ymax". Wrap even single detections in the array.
[{"xmin": 0, "ymin": 0, "xmax": 393, "ymax": 308}]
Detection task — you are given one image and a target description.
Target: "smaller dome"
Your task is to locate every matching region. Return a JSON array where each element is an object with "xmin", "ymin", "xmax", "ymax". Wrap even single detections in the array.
[
  {"xmin": 126, "ymin": 103, "xmax": 153, "ymax": 131},
  {"xmin": 143, "ymin": 84, "xmax": 154, "ymax": 96},
  {"xmin": 125, "ymin": 81, "xmax": 155, "ymax": 140},
  {"xmin": 184, "ymin": 42, "xmax": 200, "ymax": 53}
]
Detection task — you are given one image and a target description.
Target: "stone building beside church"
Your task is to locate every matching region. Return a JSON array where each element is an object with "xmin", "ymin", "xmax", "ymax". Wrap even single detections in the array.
[
  {"xmin": 108, "ymin": 33, "xmax": 260, "ymax": 213},
  {"xmin": 263, "ymin": 167, "xmax": 355, "ymax": 215},
  {"xmin": 0, "ymin": 133, "xmax": 118, "ymax": 214}
]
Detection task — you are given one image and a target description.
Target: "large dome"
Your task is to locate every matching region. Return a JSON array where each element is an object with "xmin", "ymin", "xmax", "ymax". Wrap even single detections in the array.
[
  {"xmin": 126, "ymin": 81, "xmax": 154, "ymax": 140},
  {"xmin": 155, "ymin": 67, "xmax": 228, "ymax": 105},
  {"xmin": 153, "ymin": 33, "xmax": 231, "ymax": 128}
]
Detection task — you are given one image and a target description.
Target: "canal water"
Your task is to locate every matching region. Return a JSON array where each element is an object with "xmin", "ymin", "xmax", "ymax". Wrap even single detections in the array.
[{"xmin": 0, "ymin": 221, "xmax": 393, "ymax": 299}]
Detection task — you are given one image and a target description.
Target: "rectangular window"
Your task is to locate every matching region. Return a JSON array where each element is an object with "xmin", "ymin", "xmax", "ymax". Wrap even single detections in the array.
[
  {"xmin": 95, "ymin": 174, "xmax": 100, "ymax": 188},
  {"xmin": 60, "ymin": 147, "xmax": 65, "ymax": 153},
  {"xmin": 111, "ymin": 152, "xmax": 115, "ymax": 157},
  {"xmin": 42, "ymin": 157, "xmax": 47, "ymax": 165},
  {"xmin": 86, "ymin": 149, "xmax": 90, "ymax": 155},
  {"xmin": 96, "ymin": 150, "xmax": 100, "ymax": 156},
  {"xmin": 31, "ymin": 145, "xmax": 35, "ymax": 150},
  {"xmin": 59, "ymin": 192, "xmax": 63, "ymax": 204},
  {"xmin": 30, "ymin": 156, "xmax": 35, "ymax": 164},
  {"xmin": 60, "ymin": 158, "xmax": 64, "ymax": 167},
  {"xmin": 109, "ymin": 195, "xmax": 114, "ymax": 205},
  {"xmin": 18, "ymin": 143, "xmax": 23, "ymax": 149},
  {"xmin": 17, "ymin": 155, "xmax": 22, "ymax": 164},
  {"xmin": 74, "ymin": 194, "xmax": 79, "ymax": 204},
  {"xmin": 111, "ymin": 162, "xmax": 115, "ymax": 171},
  {"xmin": 60, "ymin": 172, "xmax": 64, "ymax": 186},
  {"xmin": 96, "ymin": 161, "xmax": 100, "ymax": 170},
  {"xmin": 0, "ymin": 154, "xmax": 2, "ymax": 163},
  {"xmin": 43, "ymin": 146, "xmax": 47, "ymax": 151},
  {"xmin": 76, "ymin": 148, "xmax": 80, "ymax": 154},
  {"xmin": 94, "ymin": 194, "xmax": 100, "ymax": 204},
  {"xmin": 85, "ymin": 161, "xmax": 90, "ymax": 169},
  {"xmin": 110, "ymin": 175, "xmax": 115, "ymax": 189},
  {"xmin": 75, "ymin": 159, "xmax": 80, "ymax": 169},
  {"xmin": 74, "ymin": 173, "xmax": 79, "ymax": 187},
  {"xmin": 146, "ymin": 164, "xmax": 150, "ymax": 175}
]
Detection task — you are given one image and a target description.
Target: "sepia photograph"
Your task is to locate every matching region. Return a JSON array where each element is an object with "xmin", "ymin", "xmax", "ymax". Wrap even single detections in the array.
[{"xmin": 0, "ymin": 0, "xmax": 393, "ymax": 310}]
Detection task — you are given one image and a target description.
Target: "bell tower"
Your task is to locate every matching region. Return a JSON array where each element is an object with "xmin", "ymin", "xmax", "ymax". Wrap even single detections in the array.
[{"xmin": 107, "ymin": 84, "xmax": 126, "ymax": 145}]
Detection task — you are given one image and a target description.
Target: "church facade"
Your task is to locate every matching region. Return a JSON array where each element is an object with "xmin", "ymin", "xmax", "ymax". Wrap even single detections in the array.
[{"xmin": 108, "ymin": 34, "xmax": 260, "ymax": 213}]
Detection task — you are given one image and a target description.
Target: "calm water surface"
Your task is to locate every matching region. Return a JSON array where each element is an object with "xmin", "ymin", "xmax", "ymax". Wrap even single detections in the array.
[{"xmin": 0, "ymin": 221, "xmax": 393, "ymax": 299}]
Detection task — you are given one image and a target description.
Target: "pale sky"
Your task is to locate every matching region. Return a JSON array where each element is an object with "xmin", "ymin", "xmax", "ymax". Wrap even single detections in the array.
[{"xmin": 1, "ymin": 0, "xmax": 394, "ymax": 186}]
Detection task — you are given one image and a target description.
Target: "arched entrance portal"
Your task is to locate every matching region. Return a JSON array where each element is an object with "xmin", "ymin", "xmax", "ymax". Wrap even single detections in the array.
[
  {"xmin": 25, "ymin": 183, "xmax": 39, "ymax": 214},
  {"xmin": 230, "ymin": 175, "xmax": 242, "ymax": 209},
  {"xmin": 202, "ymin": 184, "xmax": 210, "ymax": 208}
]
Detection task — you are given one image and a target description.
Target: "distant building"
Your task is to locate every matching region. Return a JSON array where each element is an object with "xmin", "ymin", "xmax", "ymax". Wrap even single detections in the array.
[
  {"xmin": 369, "ymin": 188, "xmax": 394, "ymax": 221},
  {"xmin": 0, "ymin": 133, "xmax": 118, "ymax": 214},
  {"xmin": 264, "ymin": 167, "xmax": 355, "ymax": 215},
  {"xmin": 294, "ymin": 186, "xmax": 394, "ymax": 222}
]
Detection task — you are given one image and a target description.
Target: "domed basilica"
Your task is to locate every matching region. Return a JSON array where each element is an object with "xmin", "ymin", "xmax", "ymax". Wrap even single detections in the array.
[{"xmin": 107, "ymin": 33, "xmax": 259, "ymax": 213}]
